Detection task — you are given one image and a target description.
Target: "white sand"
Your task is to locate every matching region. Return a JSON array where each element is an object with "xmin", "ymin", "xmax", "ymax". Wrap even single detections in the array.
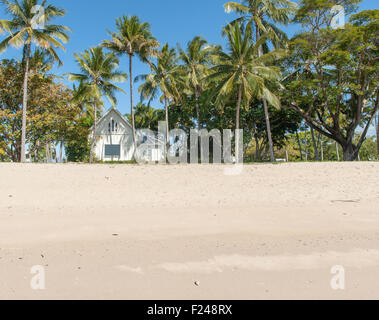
[{"xmin": 0, "ymin": 162, "xmax": 378, "ymax": 300}]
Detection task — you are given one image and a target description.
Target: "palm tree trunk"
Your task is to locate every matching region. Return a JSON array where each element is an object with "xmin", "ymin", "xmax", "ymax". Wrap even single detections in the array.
[
  {"xmin": 263, "ymin": 99, "xmax": 275, "ymax": 162},
  {"xmin": 255, "ymin": 22, "xmax": 275, "ymax": 162},
  {"xmin": 90, "ymin": 99, "xmax": 98, "ymax": 163},
  {"xmin": 235, "ymin": 84, "xmax": 242, "ymax": 163},
  {"xmin": 195, "ymin": 88, "xmax": 201, "ymax": 132},
  {"xmin": 129, "ymin": 54, "xmax": 137, "ymax": 150},
  {"xmin": 164, "ymin": 97, "xmax": 169, "ymax": 145},
  {"xmin": 311, "ymin": 127, "xmax": 320, "ymax": 161},
  {"xmin": 20, "ymin": 43, "xmax": 31, "ymax": 163}
]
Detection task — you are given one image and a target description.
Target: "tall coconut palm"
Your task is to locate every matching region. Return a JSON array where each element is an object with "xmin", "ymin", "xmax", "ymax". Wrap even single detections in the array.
[
  {"xmin": 67, "ymin": 47, "xmax": 127, "ymax": 163},
  {"xmin": 136, "ymin": 44, "xmax": 182, "ymax": 145},
  {"xmin": 207, "ymin": 22, "xmax": 284, "ymax": 161},
  {"xmin": 178, "ymin": 36, "xmax": 215, "ymax": 131},
  {"xmin": 224, "ymin": 0, "xmax": 296, "ymax": 49},
  {"xmin": 224, "ymin": 0, "xmax": 296, "ymax": 161},
  {"xmin": 0, "ymin": 0, "xmax": 70, "ymax": 162},
  {"xmin": 102, "ymin": 15, "xmax": 159, "ymax": 149}
]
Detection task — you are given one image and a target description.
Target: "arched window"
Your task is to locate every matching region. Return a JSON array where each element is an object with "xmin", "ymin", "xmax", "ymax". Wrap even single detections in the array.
[
  {"xmin": 115, "ymin": 122, "xmax": 118, "ymax": 132},
  {"xmin": 112, "ymin": 120, "xmax": 115, "ymax": 132},
  {"xmin": 108, "ymin": 122, "xmax": 111, "ymax": 133}
]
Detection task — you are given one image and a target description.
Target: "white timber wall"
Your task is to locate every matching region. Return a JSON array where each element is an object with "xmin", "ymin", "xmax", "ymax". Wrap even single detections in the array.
[{"xmin": 93, "ymin": 109, "xmax": 135, "ymax": 162}]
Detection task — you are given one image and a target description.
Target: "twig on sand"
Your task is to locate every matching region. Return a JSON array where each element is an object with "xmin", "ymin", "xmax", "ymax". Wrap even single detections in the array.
[{"xmin": 330, "ymin": 199, "xmax": 361, "ymax": 203}]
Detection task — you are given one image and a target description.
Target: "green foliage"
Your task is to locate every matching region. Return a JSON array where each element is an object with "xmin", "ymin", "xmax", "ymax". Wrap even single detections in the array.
[
  {"xmin": 65, "ymin": 116, "xmax": 91, "ymax": 163},
  {"xmin": 359, "ymin": 136, "xmax": 378, "ymax": 161},
  {"xmin": 294, "ymin": 0, "xmax": 360, "ymax": 26},
  {"xmin": 137, "ymin": 43, "xmax": 182, "ymax": 105},
  {"xmin": 127, "ymin": 103, "xmax": 165, "ymax": 132},
  {"xmin": 284, "ymin": 3, "xmax": 379, "ymax": 160},
  {"xmin": 102, "ymin": 14, "xmax": 160, "ymax": 146},
  {"xmin": 207, "ymin": 21, "xmax": 285, "ymax": 134},
  {"xmin": 0, "ymin": 0, "xmax": 71, "ymax": 64},
  {"xmin": 102, "ymin": 15, "xmax": 159, "ymax": 60},
  {"xmin": 67, "ymin": 47, "xmax": 127, "ymax": 106},
  {"xmin": 1, "ymin": 3, "xmax": 378, "ymax": 163},
  {"xmin": 0, "ymin": 54, "xmax": 75, "ymax": 162},
  {"xmin": 224, "ymin": 0, "xmax": 297, "ymax": 49}
]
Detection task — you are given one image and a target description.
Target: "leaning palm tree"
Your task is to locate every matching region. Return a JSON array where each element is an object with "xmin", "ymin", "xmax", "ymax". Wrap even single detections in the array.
[
  {"xmin": 0, "ymin": 0, "xmax": 70, "ymax": 162},
  {"xmin": 67, "ymin": 47, "xmax": 127, "ymax": 163},
  {"xmin": 136, "ymin": 44, "xmax": 182, "ymax": 145},
  {"xmin": 102, "ymin": 15, "xmax": 159, "ymax": 149},
  {"xmin": 178, "ymin": 36, "xmax": 215, "ymax": 131},
  {"xmin": 207, "ymin": 22, "xmax": 284, "ymax": 161},
  {"xmin": 224, "ymin": 0, "xmax": 296, "ymax": 161}
]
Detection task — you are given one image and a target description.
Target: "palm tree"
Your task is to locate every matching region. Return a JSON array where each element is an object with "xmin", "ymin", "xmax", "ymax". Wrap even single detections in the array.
[
  {"xmin": 67, "ymin": 47, "xmax": 127, "ymax": 163},
  {"xmin": 207, "ymin": 22, "xmax": 284, "ymax": 161},
  {"xmin": 224, "ymin": 0, "xmax": 296, "ymax": 49},
  {"xmin": 224, "ymin": 0, "xmax": 296, "ymax": 161},
  {"xmin": 136, "ymin": 44, "xmax": 182, "ymax": 145},
  {"xmin": 102, "ymin": 15, "xmax": 159, "ymax": 149},
  {"xmin": 178, "ymin": 36, "xmax": 215, "ymax": 131},
  {"xmin": 0, "ymin": 0, "xmax": 70, "ymax": 162}
]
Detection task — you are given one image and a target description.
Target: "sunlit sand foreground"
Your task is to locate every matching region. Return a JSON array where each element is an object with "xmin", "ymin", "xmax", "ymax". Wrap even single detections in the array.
[{"xmin": 0, "ymin": 162, "xmax": 379, "ymax": 300}]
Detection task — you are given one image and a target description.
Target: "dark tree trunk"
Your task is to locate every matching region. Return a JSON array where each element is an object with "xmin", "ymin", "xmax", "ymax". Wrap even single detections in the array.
[
  {"xmin": 263, "ymin": 99, "xmax": 275, "ymax": 162},
  {"xmin": 20, "ymin": 43, "xmax": 31, "ymax": 163},
  {"xmin": 35, "ymin": 140, "xmax": 40, "ymax": 163},
  {"xmin": 311, "ymin": 127, "xmax": 320, "ymax": 161},
  {"xmin": 60, "ymin": 139, "xmax": 64, "ymax": 163},
  {"xmin": 317, "ymin": 132, "xmax": 322, "ymax": 156},
  {"xmin": 129, "ymin": 55, "xmax": 136, "ymax": 150},
  {"xmin": 376, "ymin": 111, "xmax": 379, "ymax": 155},
  {"xmin": 304, "ymin": 127, "xmax": 308, "ymax": 161},
  {"xmin": 342, "ymin": 142, "xmax": 357, "ymax": 161},
  {"xmin": 296, "ymin": 130, "xmax": 303, "ymax": 161},
  {"xmin": 336, "ymin": 142, "xmax": 341, "ymax": 161}
]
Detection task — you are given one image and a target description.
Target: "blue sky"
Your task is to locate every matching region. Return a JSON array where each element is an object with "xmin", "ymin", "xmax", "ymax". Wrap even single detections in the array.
[{"xmin": 1, "ymin": 0, "xmax": 378, "ymax": 120}]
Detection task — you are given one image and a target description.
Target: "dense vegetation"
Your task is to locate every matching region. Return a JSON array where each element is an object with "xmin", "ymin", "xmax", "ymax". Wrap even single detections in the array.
[{"xmin": 0, "ymin": 0, "xmax": 378, "ymax": 163}]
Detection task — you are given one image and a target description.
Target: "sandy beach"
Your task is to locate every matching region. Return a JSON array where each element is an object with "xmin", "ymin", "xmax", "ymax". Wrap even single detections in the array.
[{"xmin": 0, "ymin": 162, "xmax": 379, "ymax": 300}]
